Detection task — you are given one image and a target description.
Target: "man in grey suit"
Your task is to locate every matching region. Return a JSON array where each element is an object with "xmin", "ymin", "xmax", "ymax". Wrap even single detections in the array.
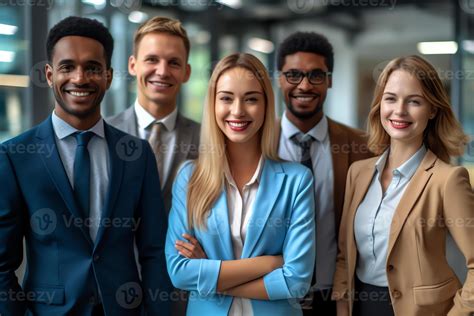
[{"xmin": 108, "ymin": 16, "xmax": 200, "ymax": 213}]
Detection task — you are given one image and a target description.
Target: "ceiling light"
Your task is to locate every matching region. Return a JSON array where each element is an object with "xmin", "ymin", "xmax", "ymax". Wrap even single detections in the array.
[
  {"xmin": 417, "ymin": 41, "xmax": 458, "ymax": 55},
  {"xmin": 248, "ymin": 37, "xmax": 274, "ymax": 54},
  {"xmin": 0, "ymin": 23, "xmax": 18, "ymax": 36}
]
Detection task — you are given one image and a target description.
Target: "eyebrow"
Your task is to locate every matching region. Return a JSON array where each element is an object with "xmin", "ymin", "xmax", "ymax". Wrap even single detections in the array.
[
  {"xmin": 57, "ymin": 59, "xmax": 104, "ymax": 67},
  {"xmin": 217, "ymin": 91, "xmax": 263, "ymax": 95},
  {"xmin": 383, "ymin": 92, "xmax": 424, "ymax": 98}
]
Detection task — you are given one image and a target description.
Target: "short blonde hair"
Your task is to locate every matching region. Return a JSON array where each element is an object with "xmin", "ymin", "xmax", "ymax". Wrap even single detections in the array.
[
  {"xmin": 367, "ymin": 55, "xmax": 469, "ymax": 162},
  {"xmin": 133, "ymin": 16, "xmax": 190, "ymax": 59},
  {"xmin": 187, "ymin": 53, "xmax": 279, "ymax": 229}
]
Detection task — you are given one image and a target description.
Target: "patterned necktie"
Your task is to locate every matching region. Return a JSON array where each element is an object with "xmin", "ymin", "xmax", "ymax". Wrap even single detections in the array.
[
  {"xmin": 291, "ymin": 134, "xmax": 315, "ymax": 174},
  {"xmin": 148, "ymin": 122, "xmax": 164, "ymax": 187},
  {"xmin": 74, "ymin": 131, "xmax": 95, "ymax": 219},
  {"xmin": 292, "ymin": 134, "xmax": 317, "ymax": 309}
]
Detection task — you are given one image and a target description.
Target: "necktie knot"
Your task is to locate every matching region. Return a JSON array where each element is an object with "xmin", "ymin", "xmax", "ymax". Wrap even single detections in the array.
[
  {"xmin": 75, "ymin": 131, "xmax": 95, "ymax": 147},
  {"xmin": 291, "ymin": 134, "xmax": 315, "ymax": 149}
]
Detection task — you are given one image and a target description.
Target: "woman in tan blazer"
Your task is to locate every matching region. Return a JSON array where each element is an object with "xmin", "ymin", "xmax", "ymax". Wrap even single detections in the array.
[{"xmin": 332, "ymin": 55, "xmax": 473, "ymax": 316}]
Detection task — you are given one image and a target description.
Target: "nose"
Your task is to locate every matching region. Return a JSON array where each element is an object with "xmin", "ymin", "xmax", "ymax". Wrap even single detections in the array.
[
  {"xmin": 230, "ymin": 99, "xmax": 245, "ymax": 117},
  {"xmin": 70, "ymin": 67, "xmax": 89, "ymax": 84},
  {"xmin": 393, "ymin": 100, "xmax": 408, "ymax": 116},
  {"xmin": 297, "ymin": 75, "xmax": 313, "ymax": 90},
  {"xmin": 155, "ymin": 60, "xmax": 170, "ymax": 77}
]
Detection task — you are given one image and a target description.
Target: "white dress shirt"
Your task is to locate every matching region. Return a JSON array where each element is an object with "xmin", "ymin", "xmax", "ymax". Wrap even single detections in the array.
[
  {"xmin": 354, "ymin": 145, "xmax": 427, "ymax": 286},
  {"xmin": 224, "ymin": 157, "xmax": 264, "ymax": 316},
  {"xmin": 279, "ymin": 112, "xmax": 336, "ymax": 290},
  {"xmin": 134, "ymin": 100, "xmax": 177, "ymax": 188},
  {"xmin": 51, "ymin": 111, "xmax": 110, "ymax": 242}
]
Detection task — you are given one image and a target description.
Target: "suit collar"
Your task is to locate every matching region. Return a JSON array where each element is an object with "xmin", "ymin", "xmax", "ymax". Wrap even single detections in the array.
[
  {"xmin": 51, "ymin": 111, "xmax": 106, "ymax": 139},
  {"xmin": 281, "ymin": 111, "xmax": 328, "ymax": 143},
  {"xmin": 134, "ymin": 100, "xmax": 178, "ymax": 132}
]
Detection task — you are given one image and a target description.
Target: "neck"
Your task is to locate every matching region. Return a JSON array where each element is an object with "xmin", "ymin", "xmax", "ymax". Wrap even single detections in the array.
[
  {"xmin": 225, "ymin": 139, "xmax": 261, "ymax": 173},
  {"xmin": 286, "ymin": 110, "xmax": 323, "ymax": 134},
  {"xmin": 54, "ymin": 106, "xmax": 101, "ymax": 131},
  {"xmin": 138, "ymin": 96, "xmax": 175, "ymax": 120},
  {"xmin": 387, "ymin": 139, "xmax": 423, "ymax": 170}
]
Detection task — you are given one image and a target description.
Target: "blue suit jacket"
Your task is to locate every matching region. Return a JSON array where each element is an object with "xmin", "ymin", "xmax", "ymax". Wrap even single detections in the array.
[
  {"xmin": 165, "ymin": 159, "xmax": 316, "ymax": 316},
  {"xmin": 0, "ymin": 117, "xmax": 172, "ymax": 315}
]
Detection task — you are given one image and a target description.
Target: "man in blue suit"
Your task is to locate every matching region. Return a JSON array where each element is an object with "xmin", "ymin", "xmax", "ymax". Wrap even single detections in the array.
[{"xmin": 0, "ymin": 16, "xmax": 171, "ymax": 315}]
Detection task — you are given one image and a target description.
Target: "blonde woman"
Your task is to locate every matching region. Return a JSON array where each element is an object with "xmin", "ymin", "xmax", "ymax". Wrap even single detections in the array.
[
  {"xmin": 165, "ymin": 53, "xmax": 316, "ymax": 315},
  {"xmin": 332, "ymin": 55, "xmax": 473, "ymax": 315}
]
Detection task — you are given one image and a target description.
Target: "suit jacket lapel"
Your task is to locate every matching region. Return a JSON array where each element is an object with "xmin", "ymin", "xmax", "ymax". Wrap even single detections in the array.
[
  {"xmin": 328, "ymin": 119, "xmax": 350, "ymax": 232},
  {"xmin": 94, "ymin": 123, "xmax": 125, "ymax": 247},
  {"xmin": 211, "ymin": 189, "xmax": 234, "ymax": 260},
  {"xmin": 35, "ymin": 117, "xmax": 93, "ymax": 245},
  {"xmin": 242, "ymin": 160, "xmax": 285, "ymax": 258},
  {"xmin": 386, "ymin": 150, "xmax": 436, "ymax": 257},
  {"xmin": 123, "ymin": 106, "xmax": 139, "ymax": 137}
]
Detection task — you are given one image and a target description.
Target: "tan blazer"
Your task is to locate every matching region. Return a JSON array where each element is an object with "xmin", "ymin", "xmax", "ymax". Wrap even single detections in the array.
[
  {"xmin": 332, "ymin": 150, "xmax": 474, "ymax": 315},
  {"xmin": 276, "ymin": 117, "xmax": 373, "ymax": 233}
]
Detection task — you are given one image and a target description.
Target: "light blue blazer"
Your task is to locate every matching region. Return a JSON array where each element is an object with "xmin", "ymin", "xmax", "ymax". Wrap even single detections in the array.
[{"xmin": 165, "ymin": 159, "xmax": 316, "ymax": 316}]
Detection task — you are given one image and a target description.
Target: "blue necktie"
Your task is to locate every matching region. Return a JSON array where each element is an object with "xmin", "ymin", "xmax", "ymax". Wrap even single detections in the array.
[{"xmin": 74, "ymin": 131, "xmax": 94, "ymax": 219}]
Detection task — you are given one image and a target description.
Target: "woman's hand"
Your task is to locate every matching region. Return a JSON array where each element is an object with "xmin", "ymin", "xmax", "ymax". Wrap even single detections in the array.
[{"xmin": 175, "ymin": 233, "xmax": 208, "ymax": 259}]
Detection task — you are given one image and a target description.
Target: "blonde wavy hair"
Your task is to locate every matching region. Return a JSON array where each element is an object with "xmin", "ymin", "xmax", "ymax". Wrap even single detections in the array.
[
  {"xmin": 187, "ymin": 53, "xmax": 279, "ymax": 229},
  {"xmin": 133, "ymin": 16, "xmax": 190, "ymax": 59},
  {"xmin": 367, "ymin": 55, "xmax": 469, "ymax": 162}
]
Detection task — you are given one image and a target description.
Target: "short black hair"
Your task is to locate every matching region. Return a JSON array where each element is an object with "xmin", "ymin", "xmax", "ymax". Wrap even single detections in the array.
[
  {"xmin": 46, "ymin": 16, "xmax": 114, "ymax": 69},
  {"xmin": 277, "ymin": 31, "xmax": 334, "ymax": 72}
]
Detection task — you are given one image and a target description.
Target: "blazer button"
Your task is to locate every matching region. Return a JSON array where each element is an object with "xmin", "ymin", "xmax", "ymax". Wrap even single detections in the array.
[
  {"xmin": 387, "ymin": 264, "xmax": 394, "ymax": 272},
  {"xmin": 392, "ymin": 290, "xmax": 402, "ymax": 299},
  {"xmin": 93, "ymin": 254, "xmax": 100, "ymax": 262}
]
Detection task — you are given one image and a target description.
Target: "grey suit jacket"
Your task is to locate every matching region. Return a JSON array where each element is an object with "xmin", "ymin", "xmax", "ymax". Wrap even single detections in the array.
[{"xmin": 107, "ymin": 106, "xmax": 201, "ymax": 213}]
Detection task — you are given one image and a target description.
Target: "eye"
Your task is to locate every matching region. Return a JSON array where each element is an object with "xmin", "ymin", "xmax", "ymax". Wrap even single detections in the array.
[
  {"xmin": 59, "ymin": 65, "xmax": 74, "ymax": 73},
  {"xmin": 86, "ymin": 65, "xmax": 103, "ymax": 75},
  {"xmin": 170, "ymin": 60, "xmax": 181, "ymax": 67},
  {"xmin": 408, "ymin": 99, "xmax": 421, "ymax": 105},
  {"xmin": 219, "ymin": 96, "xmax": 233, "ymax": 102},
  {"xmin": 245, "ymin": 97, "xmax": 259, "ymax": 103},
  {"xmin": 145, "ymin": 57, "xmax": 158, "ymax": 63},
  {"xmin": 383, "ymin": 96, "xmax": 396, "ymax": 102}
]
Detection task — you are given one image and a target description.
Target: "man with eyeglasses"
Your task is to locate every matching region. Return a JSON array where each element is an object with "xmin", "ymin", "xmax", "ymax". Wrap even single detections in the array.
[{"xmin": 276, "ymin": 31, "xmax": 373, "ymax": 316}]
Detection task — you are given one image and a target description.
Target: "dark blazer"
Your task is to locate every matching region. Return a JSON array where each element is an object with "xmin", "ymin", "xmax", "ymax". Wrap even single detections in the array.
[
  {"xmin": 0, "ymin": 117, "xmax": 172, "ymax": 316},
  {"xmin": 107, "ymin": 106, "xmax": 200, "ymax": 213},
  {"xmin": 276, "ymin": 117, "xmax": 373, "ymax": 234},
  {"xmin": 333, "ymin": 150, "xmax": 474, "ymax": 315}
]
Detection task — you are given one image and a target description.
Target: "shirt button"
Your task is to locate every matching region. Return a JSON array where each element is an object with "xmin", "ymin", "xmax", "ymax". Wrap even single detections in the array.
[
  {"xmin": 392, "ymin": 290, "xmax": 402, "ymax": 299},
  {"xmin": 93, "ymin": 254, "xmax": 100, "ymax": 262}
]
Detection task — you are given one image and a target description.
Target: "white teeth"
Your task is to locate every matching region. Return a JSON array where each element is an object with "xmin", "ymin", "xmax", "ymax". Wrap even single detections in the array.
[
  {"xmin": 391, "ymin": 120, "xmax": 410, "ymax": 126},
  {"xmin": 294, "ymin": 96, "xmax": 314, "ymax": 102},
  {"xmin": 149, "ymin": 81, "xmax": 171, "ymax": 87},
  {"xmin": 69, "ymin": 91, "xmax": 91, "ymax": 97},
  {"xmin": 228, "ymin": 122, "xmax": 249, "ymax": 128}
]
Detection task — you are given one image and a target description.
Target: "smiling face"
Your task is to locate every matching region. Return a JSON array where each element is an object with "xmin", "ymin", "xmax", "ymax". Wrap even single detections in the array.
[
  {"xmin": 46, "ymin": 35, "xmax": 112, "ymax": 125},
  {"xmin": 215, "ymin": 67, "xmax": 266, "ymax": 148},
  {"xmin": 129, "ymin": 32, "xmax": 191, "ymax": 115},
  {"xmin": 279, "ymin": 51, "xmax": 331, "ymax": 124},
  {"xmin": 380, "ymin": 69, "xmax": 437, "ymax": 149}
]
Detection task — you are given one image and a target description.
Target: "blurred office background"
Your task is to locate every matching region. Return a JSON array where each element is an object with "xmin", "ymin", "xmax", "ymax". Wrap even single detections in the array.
[{"xmin": 1, "ymin": 0, "xmax": 472, "ymax": 282}]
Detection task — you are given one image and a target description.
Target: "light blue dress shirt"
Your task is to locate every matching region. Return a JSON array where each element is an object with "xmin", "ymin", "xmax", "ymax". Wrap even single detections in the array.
[
  {"xmin": 279, "ymin": 112, "xmax": 336, "ymax": 290},
  {"xmin": 51, "ymin": 111, "xmax": 110, "ymax": 242},
  {"xmin": 354, "ymin": 145, "xmax": 427, "ymax": 286}
]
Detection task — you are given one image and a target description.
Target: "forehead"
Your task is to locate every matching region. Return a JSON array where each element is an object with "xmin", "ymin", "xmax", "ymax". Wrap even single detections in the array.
[
  {"xmin": 217, "ymin": 67, "xmax": 263, "ymax": 92},
  {"xmin": 51, "ymin": 35, "xmax": 106, "ymax": 64},
  {"xmin": 282, "ymin": 52, "xmax": 328, "ymax": 71},
  {"xmin": 136, "ymin": 32, "xmax": 187, "ymax": 59},
  {"xmin": 384, "ymin": 69, "xmax": 423, "ymax": 93}
]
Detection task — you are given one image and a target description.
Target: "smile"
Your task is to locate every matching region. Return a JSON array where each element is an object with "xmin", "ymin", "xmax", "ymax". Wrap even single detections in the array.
[
  {"xmin": 390, "ymin": 120, "xmax": 412, "ymax": 129},
  {"xmin": 227, "ymin": 121, "xmax": 251, "ymax": 131},
  {"xmin": 148, "ymin": 80, "xmax": 172, "ymax": 87}
]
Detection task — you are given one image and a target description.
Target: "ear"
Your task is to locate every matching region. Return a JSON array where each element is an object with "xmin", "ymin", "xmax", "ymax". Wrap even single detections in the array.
[
  {"xmin": 183, "ymin": 63, "xmax": 191, "ymax": 83},
  {"xmin": 327, "ymin": 74, "xmax": 332, "ymax": 88},
  {"xmin": 106, "ymin": 67, "xmax": 113, "ymax": 89},
  {"xmin": 128, "ymin": 55, "xmax": 137, "ymax": 76},
  {"xmin": 45, "ymin": 63, "xmax": 53, "ymax": 87},
  {"xmin": 430, "ymin": 106, "xmax": 438, "ymax": 119}
]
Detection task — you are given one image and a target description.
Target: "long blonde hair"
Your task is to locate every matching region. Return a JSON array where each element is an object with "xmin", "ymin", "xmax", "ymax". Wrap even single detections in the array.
[
  {"xmin": 367, "ymin": 55, "xmax": 469, "ymax": 162},
  {"xmin": 187, "ymin": 53, "xmax": 279, "ymax": 229}
]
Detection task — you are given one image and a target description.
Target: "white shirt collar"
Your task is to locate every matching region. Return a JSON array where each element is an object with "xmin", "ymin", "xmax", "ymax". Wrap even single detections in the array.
[
  {"xmin": 281, "ymin": 111, "xmax": 328, "ymax": 143},
  {"xmin": 52, "ymin": 110, "xmax": 105, "ymax": 140},
  {"xmin": 133, "ymin": 99, "xmax": 178, "ymax": 132},
  {"xmin": 375, "ymin": 145, "xmax": 427, "ymax": 179}
]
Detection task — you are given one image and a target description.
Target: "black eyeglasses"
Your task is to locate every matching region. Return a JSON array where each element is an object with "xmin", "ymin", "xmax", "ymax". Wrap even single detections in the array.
[{"xmin": 282, "ymin": 69, "xmax": 331, "ymax": 85}]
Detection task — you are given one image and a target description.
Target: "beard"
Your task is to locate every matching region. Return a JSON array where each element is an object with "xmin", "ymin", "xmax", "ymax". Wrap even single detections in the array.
[{"xmin": 286, "ymin": 98, "xmax": 324, "ymax": 120}]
